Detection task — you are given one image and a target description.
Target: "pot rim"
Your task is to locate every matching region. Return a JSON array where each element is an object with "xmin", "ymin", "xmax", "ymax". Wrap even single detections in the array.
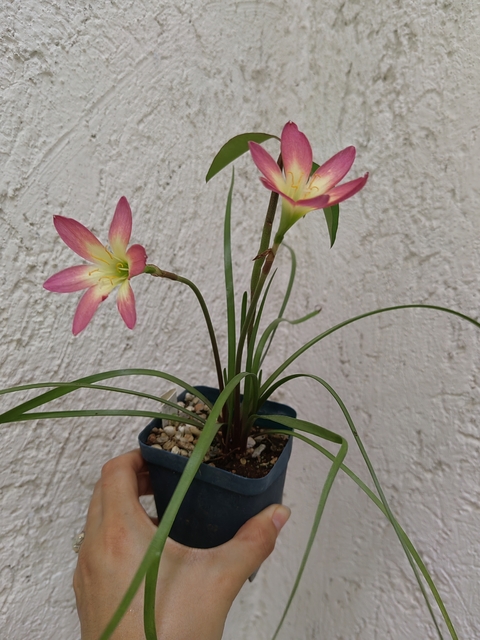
[{"xmin": 138, "ymin": 386, "xmax": 295, "ymax": 495}]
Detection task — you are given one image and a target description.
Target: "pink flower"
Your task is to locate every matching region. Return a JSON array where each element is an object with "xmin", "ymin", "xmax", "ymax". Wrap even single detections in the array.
[
  {"xmin": 44, "ymin": 197, "xmax": 147, "ymax": 335},
  {"xmin": 249, "ymin": 122, "xmax": 368, "ymax": 240}
]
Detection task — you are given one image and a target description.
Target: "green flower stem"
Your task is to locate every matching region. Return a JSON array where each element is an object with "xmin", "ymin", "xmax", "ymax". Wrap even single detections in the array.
[
  {"xmin": 249, "ymin": 154, "xmax": 283, "ymax": 299},
  {"xmin": 145, "ymin": 265, "xmax": 224, "ymax": 394},
  {"xmin": 259, "ymin": 243, "xmax": 297, "ymax": 367},
  {"xmin": 247, "ymin": 154, "xmax": 282, "ymax": 410},
  {"xmin": 242, "ymin": 275, "xmax": 277, "ymax": 429},
  {"xmin": 237, "ymin": 245, "xmax": 279, "ymax": 366},
  {"xmin": 231, "ymin": 244, "xmax": 280, "ymax": 445}
]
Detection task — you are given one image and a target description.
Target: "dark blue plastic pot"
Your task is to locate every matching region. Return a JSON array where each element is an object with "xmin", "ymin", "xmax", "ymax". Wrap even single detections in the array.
[{"xmin": 139, "ymin": 386, "xmax": 295, "ymax": 548}]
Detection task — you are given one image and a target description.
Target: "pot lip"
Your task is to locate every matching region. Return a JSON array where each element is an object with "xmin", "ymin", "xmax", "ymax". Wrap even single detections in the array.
[
  {"xmin": 186, "ymin": 385, "xmax": 296, "ymax": 421},
  {"xmin": 138, "ymin": 386, "xmax": 295, "ymax": 495}
]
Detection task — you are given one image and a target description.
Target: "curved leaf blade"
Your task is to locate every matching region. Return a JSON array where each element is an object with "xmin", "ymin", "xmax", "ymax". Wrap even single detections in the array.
[
  {"xmin": 323, "ymin": 203, "xmax": 340, "ymax": 248},
  {"xmin": 206, "ymin": 132, "xmax": 278, "ymax": 182}
]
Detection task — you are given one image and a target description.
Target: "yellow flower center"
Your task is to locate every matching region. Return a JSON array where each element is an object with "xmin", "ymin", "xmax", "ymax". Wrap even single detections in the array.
[{"xmin": 89, "ymin": 247, "xmax": 129, "ymax": 290}]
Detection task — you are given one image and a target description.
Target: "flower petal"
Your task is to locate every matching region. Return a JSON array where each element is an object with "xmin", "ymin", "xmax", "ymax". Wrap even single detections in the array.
[
  {"xmin": 117, "ymin": 280, "xmax": 136, "ymax": 329},
  {"xmin": 54, "ymin": 216, "xmax": 111, "ymax": 265},
  {"xmin": 126, "ymin": 244, "xmax": 147, "ymax": 278},
  {"xmin": 258, "ymin": 176, "xmax": 288, "ymax": 198},
  {"xmin": 72, "ymin": 286, "xmax": 109, "ymax": 335},
  {"xmin": 281, "ymin": 122, "xmax": 312, "ymax": 189},
  {"xmin": 295, "ymin": 194, "xmax": 330, "ymax": 211},
  {"xmin": 325, "ymin": 173, "xmax": 369, "ymax": 206},
  {"xmin": 249, "ymin": 142, "xmax": 285, "ymax": 192},
  {"xmin": 311, "ymin": 146, "xmax": 356, "ymax": 193},
  {"xmin": 109, "ymin": 196, "xmax": 132, "ymax": 257},
  {"xmin": 276, "ymin": 191, "xmax": 299, "ymax": 208},
  {"xmin": 44, "ymin": 265, "xmax": 96, "ymax": 293}
]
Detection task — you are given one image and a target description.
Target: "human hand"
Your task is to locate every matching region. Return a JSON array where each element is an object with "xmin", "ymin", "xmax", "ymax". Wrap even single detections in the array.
[{"xmin": 73, "ymin": 449, "xmax": 291, "ymax": 640}]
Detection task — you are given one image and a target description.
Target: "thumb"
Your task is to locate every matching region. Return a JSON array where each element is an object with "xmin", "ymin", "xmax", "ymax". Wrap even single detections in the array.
[{"xmin": 218, "ymin": 504, "xmax": 291, "ymax": 587}]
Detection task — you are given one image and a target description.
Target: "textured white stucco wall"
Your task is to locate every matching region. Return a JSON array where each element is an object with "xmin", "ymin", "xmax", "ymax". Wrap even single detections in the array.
[{"xmin": 1, "ymin": 1, "xmax": 479, "ymax": 639}]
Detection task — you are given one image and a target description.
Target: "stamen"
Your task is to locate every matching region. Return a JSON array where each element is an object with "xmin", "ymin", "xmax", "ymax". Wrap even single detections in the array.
[
  {"xmin": 286, "ymin": 170, "xmax": 304, "ymax": 192},
  {"xmin": 94, "ymin": 255, "xmax": 113, "ymax": 267},
  {"xmin": 91, "ymin": 246, "xmax": 116, "ymax": 267},
  {"xmin": 99, "ymin": 276, "xmax": 116, "ymax": 287},
  {"xmin": 286, "ymin": 171, "xmax": 296, "ymax": 186}
]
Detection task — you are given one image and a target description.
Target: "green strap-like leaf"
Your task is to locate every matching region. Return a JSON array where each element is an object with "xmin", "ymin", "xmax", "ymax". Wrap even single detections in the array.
[
  {"xmin": 205, "ymin": 132, "xmax": 278, "ymax": 182},
  {"xmin": 260, "ymin": 304, "xmax": 480, "ymax": 397},
  {"xmin": 0, "ymin": 380, "xmax": 205, "ymax": 424},
  {"xmin": 259, "ymin": 244, "xmax": 296, "ymax": 367},
  {"xmin": 253, "ymin": 308, "xmax": 321, "ymax": 374},
  {"xmin": 3, "ymin": 409, "xmax": 201, "ymax": 424},
  {"xmin": 246, "ymin": 271, "xmax": 276, "ymax": 373},
  {"xmin": 273, "ymin": 428, "xmax": 456, "ymax": 640},
  {"xmin": 310, "ymin": 162, "xmax": 340, "ymax": 247},
  {"xmin": 261, "ymin": 373, "xmax": 454, "ymax": 640},
  {"xmin": 0, "ymin": 369, "xmax": 212, "ymax": 424},
  {"xmin": 255, "ymin": 415, "xmax": 347, "ymax": 640},
  {"xmin": 323, "ymin": 203, "xmax": 340, "ymax": 248},
  {"xmin": 224, "ymin": 170, "xmax": 236, "ymax": 390},
  {"xmin": 98, "ymin": 372, "xmax": 252, "ymax": 640}
]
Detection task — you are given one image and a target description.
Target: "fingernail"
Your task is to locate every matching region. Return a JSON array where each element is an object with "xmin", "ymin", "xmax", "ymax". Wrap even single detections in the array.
[{"xmin": 272, "ymin": 505, "xmax": 291, "ymax": 533}]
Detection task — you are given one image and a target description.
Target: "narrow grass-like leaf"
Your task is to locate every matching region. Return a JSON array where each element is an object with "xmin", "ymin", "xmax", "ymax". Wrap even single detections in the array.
[
  {"xmin": 0, "ymin": 369, "xmax": 212, "ymax": 424},
  {"xmin": 98, "ymin": 372, "xmax": 252, "ymax": 640},
  {"xmin": 253, "ymin": 308, "xmax": 321, "ymax": 374},
  {"xmin": 262, "ymin": 373, "xmax": 452, "ymax": 639},
  {"xmin": 206, "ymin": 133, "xmax": 278, "ymax": 182},
  {"xmin": 241, "ymin": 291, "xmax": 248, "ymax": 331},
  {"xmin": 323, "ymin": 203, "xmax": 340, "ymax": 248},
  {"xmin": 292, "ymin": 430, "xmax": 458, "ymax": 640},
  {"xmin": 0, "ymin": 381, "xmax": 205, "ymax": 424},
  {"xmin": 341, "ymin": 405, "xmax": 446, "ymax": 639},
  {"xmin": 235, "ymin": 258, "xmax": 274, "ymax": 383},
  {"xmin": 260, "ymin": 244, "xmax": 296, "ymax": 366},
  {"xmin": 223, "ymin": 170, "xmax": 237, "ymax": 430},
  {"xmin": 246, "ymin": 271, "xmax": 276, "ymax": 374},
  {"xmin": 3, "ymin": 409, "xmax": 202, "ymax": 424},
  {"xmin": 241, "ymin": 375, "xmax": 261, "ymax": 438},
  {"xmin": 276, "ymin": 244, "xmax": 296, "ymax": 318},
  {"xmin": 224, "ymin": 170, "xmax": 236, "ymax": 385},
  {"xmin": 260, "ymin": 304, "xmax": 480, "ymax": 397},
  {"xmin": 144, "ymin": 555, "xmax": 160, "ymax": 639},
  {"xmin": 253, "ymin": 415, "xmax": 347, "ymax": 640},
  {"xmin": 243, "ymin": 270, "xmax": 275, "ymax": 428}
]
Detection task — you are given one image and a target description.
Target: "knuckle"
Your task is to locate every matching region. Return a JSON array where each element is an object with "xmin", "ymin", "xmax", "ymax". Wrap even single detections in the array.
[{"xmin": 249, "ymin": 520, "xmax": 276, "ymax": 558}]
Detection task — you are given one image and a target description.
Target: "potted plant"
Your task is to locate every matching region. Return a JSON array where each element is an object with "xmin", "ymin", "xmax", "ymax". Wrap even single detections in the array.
[
  {"xmin": 138, "ymin": 385, "xmax": 296, "ymax": 549},
  {"xmin": 1, "ymin": 122, "xmax": 471, "ymax": 640}
]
